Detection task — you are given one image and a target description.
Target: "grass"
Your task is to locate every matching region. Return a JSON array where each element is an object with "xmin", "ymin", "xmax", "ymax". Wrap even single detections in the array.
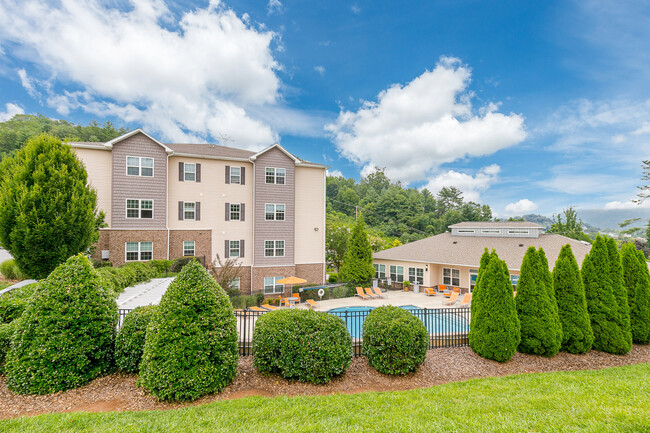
[
  {"xmin": 0, "ymin": 281, "xmax": 12, "ymax": 290},
  {"xmin": 2, "ymin": 364, "xmax": 650, "ymax": 432}
]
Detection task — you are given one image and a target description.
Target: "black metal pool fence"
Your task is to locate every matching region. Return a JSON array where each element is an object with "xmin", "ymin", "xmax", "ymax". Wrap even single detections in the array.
[{"xmin": 118, "ymin": 306, "xmax": 471, "ymax": 356}]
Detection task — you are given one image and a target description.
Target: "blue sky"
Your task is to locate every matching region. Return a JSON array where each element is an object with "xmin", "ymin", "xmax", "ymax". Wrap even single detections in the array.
[{"xmin": 0, "ymin": 0, "xmax": 649, "ymax": 218}]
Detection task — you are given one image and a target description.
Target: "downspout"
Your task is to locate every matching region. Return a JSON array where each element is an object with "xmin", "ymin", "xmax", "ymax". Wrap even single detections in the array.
[
  {"xmin": 322, "ymin": 168, "xmax": 326, "ymax": 284},
  {"xmin": 166, "ymin": 152, "xmax": 170, "ymax": 261},
  {"xmin": 250, "ymin": 159, "xmax": 255, "ymax": 295}
]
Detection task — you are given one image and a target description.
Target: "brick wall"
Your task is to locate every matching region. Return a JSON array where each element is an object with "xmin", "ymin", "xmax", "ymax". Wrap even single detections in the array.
[
  {"xmin": 295, "ymin": 263, "xmax": 325, "ymax": 285},
  {"xmin": 99, "ymin": 229, "xmax": 168, "ymax": 266},
  {"xmin": 169, "ymin": 230, "xmax": 212, "ymax": 261},
  {"xmin": 251, "ymin": 265, "xmax": 296, "ymax": 296}
]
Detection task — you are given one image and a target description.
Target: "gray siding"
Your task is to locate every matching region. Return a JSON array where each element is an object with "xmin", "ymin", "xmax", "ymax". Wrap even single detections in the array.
[
  {"xmin": 111, "ymin": 133, "xmax": 167, "ymax": 229},
  {"xmin": 253, "ymin": 147, "xmax": 295, "ymax": 266}
]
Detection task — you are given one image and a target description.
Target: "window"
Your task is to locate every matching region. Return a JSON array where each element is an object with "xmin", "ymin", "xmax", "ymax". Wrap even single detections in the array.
[
  {"xmin": 408, "ymin": 267, "xmax": 424, "ymax": 285},
  {"xmin": 230, "ymin": 277, "xmax": 240, "ymax": 291},
  {"xmin": 125, "ymin": 241, "xmax": 153, "ymax": 261},
  {"xmin": 265, "ymin": 204, "xmax": 285, "ymax": 221},
  {"xmin": 230, "ymin": 166, "xmax": 241, "ymax": 184},
  {"xmin": 264, "ymin": 276, "xmax": 285, "ymax": 294},
  {"xmin": 126, "ymin": 156, "xmax": 153, "ymax": 177},
  {"xmin": 184, "ymin": 163, "xmax": 196, "ymax": 181},
  {"xmin": 229, "ymin": 240, "xmax": 240, "ymax": 258},
  {"xmin": 508, "ymin": 229, "xmax": 529, "ymax": 234},
  {"xmin": 265, "ymin": 167, "xmax": 286, "ymax": 184},
  {"xmin": 469, "ymin": 269, "xmax": 479, "ymax": 291},
  {"xmin": 126, "ymin": 199, "xmax": 153, "ymax": 219},
  {"xmin": 389, "ymin": 265, "xmax": 404, "ymax": 282},
  {"xmin": 457, "ymin": 229, "xmax": 475, "ymax": 233},
  {"xmin": 481, "ymin": 229, "xmax": 500, "ymax": 234},
  {"xmin": 184, "ymin": 202, "xmax": 195, "ymax": 220},
  {"xmin": 373, "ymin": 264, "xmax": 386, "ymax": 279},
  {"xmin": 183, "ymin": 241, "xmax": 195, "ymax": 256},
  {"xmin": 510, "ymin": 274, "xmax": 519, "ymax": 288},
  {"xmin": 443, "ymin": 268, "xmax": 460, "ymax": 287},
  {"xmin": 230, "ymin": 203, "xmax": 241, "ymax": 221},
  {"xmin": 264, "ymin": 240, "xmax": 285, "ymax": 257}
]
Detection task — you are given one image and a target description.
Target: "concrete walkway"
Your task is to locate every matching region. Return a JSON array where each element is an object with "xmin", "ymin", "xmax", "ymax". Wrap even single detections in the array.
[{"xmin": 116, "ymin": 277, "xmax": 175, "ymax": 310}]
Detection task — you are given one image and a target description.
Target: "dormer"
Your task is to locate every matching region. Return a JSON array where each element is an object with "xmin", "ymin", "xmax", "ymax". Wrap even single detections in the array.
[{"xmin": 449, "ymin": 221, "xmax": 545, "ymax": 238}]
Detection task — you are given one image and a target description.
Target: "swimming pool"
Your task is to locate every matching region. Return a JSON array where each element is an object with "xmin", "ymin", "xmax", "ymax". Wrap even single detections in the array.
[{"xmin": 327, "ymin": 305, "xmax": 470, "ymax": 338}]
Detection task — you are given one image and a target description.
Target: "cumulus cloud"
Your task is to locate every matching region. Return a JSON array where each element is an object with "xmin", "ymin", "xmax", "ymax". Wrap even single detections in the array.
[
  {"xmin": 604, "ymin": 199, "xmax": 650, "ymax": 210},
  {"xmin": 327, "ymin": 169, "xmax": 343, "ymax": 177},
  {"xmin": 0, "ymin": 102, "xmax": 24, "ymax": 121},
  {"xmin": 505, "ymin": 199, "xmax": 538, "ymax": 215},
  {"xmin": 314, "ymin": 65, "xmax": 326, "ymax": 76},
  {"xmin": 267, "ymin": 0, "xmax": 283, "ymax": 15},
  {"xmin": 0, "ymin": 0, "xmax": 297, "ymax": 149},
  {"xmin": 421, "ymin": 164, "xmax": 501, "ymax": 202},
  {"xmin": 326, "ymin": 57, "xmax": 526, "ymax": 184}
]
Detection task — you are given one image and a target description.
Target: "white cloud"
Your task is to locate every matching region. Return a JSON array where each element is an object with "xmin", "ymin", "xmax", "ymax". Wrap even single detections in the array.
[
  {"xmin": 17, "ymin": 69, "xmax": 37, "ymax": 97},
  {"xmin": 0, "ymin": 0, "xmax": 298, "ymax": 149},
  {"xmin": 314, "ymin": 65, "xmax": 325, "ymax": 76},
  {"xmin": 421, "ymin": 164, "xmax": 501, "ymax": 202},
  {"xmin": 267, "ymin": 0, "xmax": 283, "ymax": 15},
  {"xmin": 326, "ymin": 57, "xmax": 526, "ymax": 184},
  {"xmin": 604, "ymin": 200, "xmax": 650, "ymax": 210},
  {"xmin": 327, "ymin": 169, "xmax": 343, "ymax": 177},
  {"xmin": 0, "ymin": 103, "xmax": 24, "ymax": 121},
  {"xmin": 351, "ymin": 5, "xmax": 361, "ymax": 14},
  {"xmin": 505, "ymin": 199, "xmax": 538, "ymax": 215}
]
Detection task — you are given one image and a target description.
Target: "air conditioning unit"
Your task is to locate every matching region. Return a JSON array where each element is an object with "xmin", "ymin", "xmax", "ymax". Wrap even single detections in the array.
[{"xmin": 101, "ymin": 250, "xmax": 110, "ymax": 260}]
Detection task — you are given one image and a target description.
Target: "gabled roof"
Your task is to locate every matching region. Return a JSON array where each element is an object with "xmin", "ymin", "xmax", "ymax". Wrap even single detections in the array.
[
  {"xmin": 167, "ymin": 142, "xmax": 255, "ymax": 161},
  {"xmin": 450, "ymin": 221, "xmax": 545, "ymax": 229},
  {"xmin": 104, "ymin": 129, "xmax": 174, "ymax": 154},
  {"xmin": 250, "ymin": 143, "xmax": 328, "ymax": 168}
]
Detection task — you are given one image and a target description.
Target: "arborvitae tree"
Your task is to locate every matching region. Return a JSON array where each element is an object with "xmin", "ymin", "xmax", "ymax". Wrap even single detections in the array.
[
  {"xmin": 339, "ymin": 214, "xmax": 375, "ymax": 284},
  {"xmin": 469, "ymin": 253, "xmax": 520, "ymax": 362},
  {"xmin": 606, "ymin": 237, "xmax": 632, "ymax": 352},
  {"xmin": 469, "ymin": 248, "xmax": 491, "ymax": 339},
  {"xmin": 582, "ymin": 236, "xmax": 631, "ymax": 354},
  {"xmin": 553, "ymin": 245, "xmax": 594, "ymax": 353},
  {"xmin": 5, "ymin": 255, "xmax": 117, "ymax": 394},
  {"xmin": 0, "ymin": 134, "xmax": 99, "ymax": 279},
  {"xmin": 516, "ymin": 247, "xmax": 562, "ymax": 356},
  {"xmin": 621, "ymin": 244, "xmax": 650, "ymax": 344}
]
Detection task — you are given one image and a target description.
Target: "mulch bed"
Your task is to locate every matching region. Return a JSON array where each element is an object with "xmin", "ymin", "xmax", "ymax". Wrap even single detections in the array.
[{"xmin": 1, "ymin": 344, "xmax": 649, "ymax": 420}]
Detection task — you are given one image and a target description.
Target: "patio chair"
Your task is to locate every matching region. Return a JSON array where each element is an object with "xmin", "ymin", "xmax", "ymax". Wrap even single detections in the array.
[
  {"xmin": 423, "ymin": 287, "xmax": 436, "ymax": 296},
  {"xmin": 443, "ymin": 287, "xmax": 461, "ymax": 298},
  {"xmin": 306, "ymin": 299, "xmax": 318, "ymax": 309},
  {"xmin": 372, "ymin": 287, "xmax": 385, "ymax": 298},
  {"xmin": 248, "ymin": 306, "xmax": 268, "ymax": 313},
  {"xmin": 278, "ymin": 295, "xmax": 288, "ymax": 307},
  {"xmin": 458, "ymin": 293, "xmax": 472, "ymax": 308},
  {"xmin": 364, "ymin": 287, "xmax": 379, "ymax": 298},
  {"xmin": 261, "ymin": 304, "xmax": 280, "ymax": 310},
  {"xmin": 436, "ymin": 284, "xmax": 449, "ymax": 294},
  {"xmin": 443, "ymin": 292, "xmax": 460, "ymax": 306},
  {"xmin": 355, "ymin": 286, "xmax": 371, "ymax": 300}
]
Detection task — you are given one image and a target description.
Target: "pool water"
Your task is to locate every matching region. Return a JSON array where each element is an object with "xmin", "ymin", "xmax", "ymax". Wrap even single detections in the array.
[{"xmin": 327, "ymin": 305, "xmax": 469, "ymax": 338}]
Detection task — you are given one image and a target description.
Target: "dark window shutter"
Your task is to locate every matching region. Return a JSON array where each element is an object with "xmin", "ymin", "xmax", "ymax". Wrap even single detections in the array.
[
  {"xmin": 225, "ymin": 165, "xmax": 230, "ymax": 184},
  {"xmin": 241, "ymin": 167, "xmax": 246, "ymax": 185},
  {"xmin": 240, "ymin": 239, "xmax": 245, "ymax": 258},
  {"xmin": 179, "ymin": 162, "xmax": 184, "ymax": 181},
  {"xmin": 225, "ymin": 202, "xmax": 230, "ymax": 221},
  {"xmin": 196, "ymin": 163, "xmax": 201, "ymax": 182},
  {"xmin": 178, "ymin": 201, "xmax": 183, "ymax": 220},
  {"xmin": 225, "ymin": 240, "xmax": 229, "ymax": 258},
  {"xmin": 241, "ymin": 203, "xmax": 245, "ymax": 222},
  {"xmin": 196, "ymin": 202, "xmax": 201, "ymax": 221}
]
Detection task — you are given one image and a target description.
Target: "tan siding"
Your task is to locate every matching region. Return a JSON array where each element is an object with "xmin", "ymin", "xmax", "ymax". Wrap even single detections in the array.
[
  {"xmin": 73, "ymin": 147, "xmax": 113, "ymax": 225},
  {"xmin": 294, "ymin": 166, "xmax": 325, "ymax": 264}
]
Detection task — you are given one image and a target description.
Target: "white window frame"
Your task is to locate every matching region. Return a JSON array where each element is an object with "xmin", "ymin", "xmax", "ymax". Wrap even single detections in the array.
[
  {"xmin": 481, "ymin": 229, "xmax": 501, "ymax": 234},
  {"xmin": 469, "ymin": 269, "xmax": 479, "ymax": 291},
  {"xmin": 230, "ymin": 166, "xmax": 241, "ymax": 184},
  {"xmin": 265, "ymin": 167, "xmax": 286, "ymax": 185},
  {"xmin": 264, "ymin": 276, "xmax": 285, "ymax": 294},
  {"xmin": 126, "ymin": 156, "xmax": 154, "ymax": 177},
  {"xmin": 125, "ymin": 241, "xmax": 153, "ymax": 262},
  {"xmin": 230, "ymin": 203, "xmax": 241, "ymax": 221},
  {"xmin": 508, "ymin": 229, "xmax": 529, "ymax": 234},
  {"xmin": 408, "ymin": 267, "xmax": 424, "ymax": 285},
  {"xmin": 265, "ymin": 203, "xmax": 285, "ymax": 221},
  {"xmin": 373, "ymin": 264, "xmax": 386, "ymax": 279},
  {"xmin": 264, "ymin": 240, "xmax": 285, "ymax": 257},
  {"xmin": 443, "ymin": 267, "xmax": 461, "ymax": 287},
  {"xmin": 184, "ymin": 163, "xmax": 196, "ymax": 182},
  {"xmin": 389, "ymin": 265, "xmax": 404, "ymax": 282},
  {"xmin": 511, "ymin": 274, "xmax": 519, "ymax": 288},
  {"xmin": 126, "ymin": 199, "xmax": 154, "ymax": 219},
  {"xmin": 183, "ymin": 240, "xmax": 195, "ymax": 257},
  {"xmin": 184, "ymin": 202, "xmax": 196, "ymax": 220},
  {"xmin": 229, "ymin": 240, "xmax": 240, "ymax": 258}
]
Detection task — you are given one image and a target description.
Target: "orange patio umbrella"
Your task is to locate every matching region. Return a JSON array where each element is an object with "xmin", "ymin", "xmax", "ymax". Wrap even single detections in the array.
[{"xmin": 276, "ymin": 276, "xmax": 307, "ymax": 298}]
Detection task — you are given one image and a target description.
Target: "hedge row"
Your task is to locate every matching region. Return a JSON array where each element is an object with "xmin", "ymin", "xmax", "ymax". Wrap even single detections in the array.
[{"xmin": 115, "ymin": 305, "xmax": 156, "ymax": 374}]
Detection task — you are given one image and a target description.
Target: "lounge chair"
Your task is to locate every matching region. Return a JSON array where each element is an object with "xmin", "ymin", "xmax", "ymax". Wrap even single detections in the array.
[
  {"xmin": 364, "ymin": 287, "xmax": 379, "ymax": 298},
  {"xmin": 443, "ymin": 292, "xmax": 460, "ymax": 305},
  {"xmin": 306, "ymin": 299, "xmax": 318, "ymax": 309},
  {"xmin": 372, "ymin": 287, "xmax": 385, "ymax": 298},
  {"xmin": 443, "ymin": 287, "xmax": 460, "ymax": 298},
  {"xmin": 261, "ymin": 304, "xmax": 280, "ymax": 310},
  {"xmin": 248, "ymin": 306, "xmax": 268, "ymax": 312},
  {"xmin": 423, "ymin": 287, "xmax": 436, "ymax": 296},
  {"xmin": 355, "ymin": 286, "xmax": 371, "ymax": 300},
  {"xmin": 458, "ymin": 293, "xmax": 472, "ymax": 308},
  {"xmin": 513, "ymin": 291, "xmax": 517, "ymax": 297}
]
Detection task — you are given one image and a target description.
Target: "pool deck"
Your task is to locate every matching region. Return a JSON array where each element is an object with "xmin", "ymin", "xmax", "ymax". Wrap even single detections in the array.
[{"xmin": 295, "ymin": 289, "xmax": 464, "ymax": 311}]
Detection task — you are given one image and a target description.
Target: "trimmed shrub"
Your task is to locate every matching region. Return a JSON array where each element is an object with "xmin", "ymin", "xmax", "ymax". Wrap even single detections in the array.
[
  {"xmin": 362, "ymin": 306, "xmax": 428, "ymax": 375},
  {"xmin": 607, "ymin": 237, "xmax": 633, "ymax": 351},
  {"xmin": 332, "ymin": 286, "xmax": 351, "ymax": 299},
  {"xmin": 170, "ymin": 257, "xmax": 196, "ymax": 273},
  {"xmin": 553, "ymin": 245, "xmax": 594, "ymax": 353},
  {"xmin": 0, "ymin": 320, "xmax": 17, "ymax": 374},
  {"xmin": 469, "ymin": 252, "xmax": 520, "ymax": 362},
  {"xmin": 148, "ymin": 259, "xmax": 172, "ymax": 276},
  {"xmin": 115, "ymin": 306, "xmax": 156, "ymax": 373},
  {"xmin": 253, "ymin": 309, "xmax": 352, "ymax": 384},
  {"xmin": 5, "ymin": 255, "xmax": 117, "ymax": 394},
  {"xmin": 0, "ymin": 259, "xmax": 26, "ymax": 280},
  {"xmin": 516, "ymin": 247, "xmax": 562, "ymax": 356},
  {"xmin": 139, "ymin": 261, "xmax": 238, "ymax": 402},
  {"xmin": 621, "ymin": 244, "xmax": 650, "ymax": 344},
  {"xmin": 91, "ymin": 259, "xmax": 113, "ymax": 268},
  {"xmin": 582, "ymin": 236, "xmax": 631, "ymax": 354},
  {"xmin": 0, "ymin": 283, "xmax": 37, "ymax": 324},
  {"xmin": 328, "ymin": 273, "xmax": 338, "ymax": 283}
]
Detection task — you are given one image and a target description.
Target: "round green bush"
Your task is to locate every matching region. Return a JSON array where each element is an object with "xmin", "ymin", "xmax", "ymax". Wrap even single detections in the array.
[
  {"xmin": 139, "ymin": 261, "xmax": 238, "ymax": 402},
  {"xmin": 362, "ymin": 306, "xmax": 428, "ymax": 375},
  {"xmin": 253, "ymin": 309, "xmax": 352, "ymax": 384},
  {"xmin": 0, "ymin": 320, "xmax": 18, "ymax": 374},
  {"xmin": 148, "ymin": 259, "xmax": 172, "ymax": 276},
  {"xmin": 5, "ymin": 255, "xmax": 117, "ymax": 394},
  {"xmin": 115, "ymin": 306, "xmax": 156, "ymax": 373},
  {"xmin": 170, "ymin": 257, "xmax": 195, "ymax": 273},
  {"xmin": 0, "ymin": 259, "xmax": 26, "ymax": 280}
]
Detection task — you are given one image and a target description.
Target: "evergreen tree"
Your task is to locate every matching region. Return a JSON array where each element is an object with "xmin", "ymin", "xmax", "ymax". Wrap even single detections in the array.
[
  {"xmin": 553, "ymin": 245, "xmax": 594, "ymax": 353},
  {"xmin": 469, "ymin": 252, "xmax": 520, "ymax": 362},
  {"xmin": 582, "ymin": 236, "xmax": 631, "ymax": 354},
  {"xmin": 606, "ymin": 237, "xmax": 633, "ymax": 352},
  {"xmin": 339, "ymin": 214, "xmax": 375, "ymax": 284},
  {"xmin": 621, "ymin": 244, "xmax": 650, "ymax": 344},
  {"xmin": 0, "ymin": 134, "xmax": 99, "ymax": 279},
  {"xmin": 516, "ymin": 247, "xmax": 562, "ymax": 356},
  {"xmin": 469, "ymin": 248, "xmax": 491, "ymax": 340}
]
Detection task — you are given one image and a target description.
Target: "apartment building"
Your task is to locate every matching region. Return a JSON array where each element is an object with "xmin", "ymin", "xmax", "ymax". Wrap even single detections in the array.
[{"xmin": 71, "ymin": 129, "xmax": 326, "ymax": 296}]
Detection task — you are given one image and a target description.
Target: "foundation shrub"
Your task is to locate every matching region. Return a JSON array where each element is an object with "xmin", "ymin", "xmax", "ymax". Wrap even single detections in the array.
[
  {"xmin": 362, "ymin": 306, "xmax": 428, "ymax": 375},
  {"xmin": 148, "ymin": 260, "xmax": 172, "ymax": 276},
  {"xmin": 91, "ymin": 259, "xmax": 113, "ymax": 269},
  {"xmin": 328, "ymin": 273, "xmax": 338, "ymax": 283},
  {"xmin": 0, "ymin": 259, "xmax": 26, "ymax": 280},
  {"xmin": 4, "ymin": 255, "xmax": 117, "ymax": 394},
  {"xmin": 332, "ymin": 286, "xmax": 351, "ymax": 299},
  {"xmin": 139, "ymin": 261, "xmax": 238, "ymax": 402},
  {"xmin": 170, "ymin": 257, "xmax": 196, "ymax": 273},
  {"xmin": 115, "ymin": 306, "xmax": 156, "ymax": 373},
  {"xmin": 253, "ymin": 309, "xmax": 352, "ymax": 384}
]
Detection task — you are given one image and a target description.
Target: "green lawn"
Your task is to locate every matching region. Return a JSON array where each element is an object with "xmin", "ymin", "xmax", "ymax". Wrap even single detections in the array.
[{"xmin": 3, "ymin": 364, "xmax": 649, "ymax": 432}]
